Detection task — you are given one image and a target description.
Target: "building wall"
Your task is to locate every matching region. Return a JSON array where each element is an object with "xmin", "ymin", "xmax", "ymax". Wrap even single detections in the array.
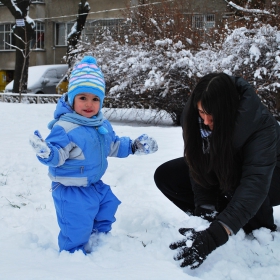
[
  {"xmin": 0, "ymin": 0, "xmax": 232, "ymax": 72},
  {"xmin": 0, "ymin": 2, "xmax": 47, "ymax": 70},
  {"xmin": 44, "ymin": 0, "xmax": 128, "ymax": 65},
  {"xmin": 0, "ymin": 3, "xmax": 15, "ymax": 70}
]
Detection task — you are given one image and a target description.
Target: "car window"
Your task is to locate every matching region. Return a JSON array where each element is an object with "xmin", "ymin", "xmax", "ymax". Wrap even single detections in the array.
[{"xmin": 45, "ymin": 70, "xmax": 57, "ymax": 79}]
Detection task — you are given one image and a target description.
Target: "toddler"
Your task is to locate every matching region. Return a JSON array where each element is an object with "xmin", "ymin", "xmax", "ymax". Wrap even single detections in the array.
[{"xmin": 29, "ymin": 56, "xmax": 158, "ymax": 253}]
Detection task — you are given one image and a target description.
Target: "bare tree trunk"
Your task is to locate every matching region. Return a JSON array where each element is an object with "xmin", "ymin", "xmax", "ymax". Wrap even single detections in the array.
[
  {"xmin": 14, "ymin": 24, "xmax": 34, "ymax": 101},
  {"xmin": 1, "ymin": 0, "xmax": 34, "ymax": 98},
  {"xmin": 67, "ymin": 0, "xmax": 90, "ymax": 67}
]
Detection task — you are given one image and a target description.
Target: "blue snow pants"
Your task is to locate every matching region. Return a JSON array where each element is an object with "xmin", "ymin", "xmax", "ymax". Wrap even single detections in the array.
[{"xmin": 51, "ymin": 180, "xmax": 121, "ymax": 253}]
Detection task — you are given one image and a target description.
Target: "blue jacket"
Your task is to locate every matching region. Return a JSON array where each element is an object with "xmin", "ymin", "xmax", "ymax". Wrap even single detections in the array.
[{"xmin": 38, "ymin": 95, "xmax": 133, "ymax": 187}]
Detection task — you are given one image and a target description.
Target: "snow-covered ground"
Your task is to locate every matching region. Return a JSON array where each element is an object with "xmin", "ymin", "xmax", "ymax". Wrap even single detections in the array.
[{"xmin": 0, "ymin": 102, "xmax": 280, "ymax": 280}]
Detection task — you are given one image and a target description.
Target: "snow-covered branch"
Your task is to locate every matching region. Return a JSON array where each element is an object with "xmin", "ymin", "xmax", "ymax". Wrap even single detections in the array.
[
  {"xmin": 0, "ymin": 0, "xmax": 23, "ymax": 17},
  {"xmin": 5, "ymin": 42, "xmax": 24, "ymax": 55},
  {"xmin": 224, "ymin": 0, "xmax": 274, "ymax": 16}
]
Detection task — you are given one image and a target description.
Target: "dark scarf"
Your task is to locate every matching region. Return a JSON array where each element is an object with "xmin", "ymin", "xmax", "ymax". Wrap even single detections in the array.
[{"xmin": 199, "ymin": 117, "xmax": 212, "ymax": 154}]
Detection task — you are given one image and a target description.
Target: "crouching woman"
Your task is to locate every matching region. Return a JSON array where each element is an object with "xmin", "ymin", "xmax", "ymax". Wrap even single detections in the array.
[{"xmin": 154, "ymin": 73, "xmax": 280, "ymax": 269}]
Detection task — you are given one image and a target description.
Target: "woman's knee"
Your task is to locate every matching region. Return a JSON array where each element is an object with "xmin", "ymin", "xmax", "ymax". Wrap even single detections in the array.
[
  {"xmin": 154, "ymin": 163, "xmax": 166, "ymax": 189},
  {"xmin": 154, "ymin": 157, "xmax": 188, "ymax": 189},
  {"xmin": 154, "ymin": 158, "xmax": 178, "ymax": 183}
]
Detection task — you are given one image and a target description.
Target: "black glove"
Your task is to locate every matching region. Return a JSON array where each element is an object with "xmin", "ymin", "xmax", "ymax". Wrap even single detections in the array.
[
  {"xmin": 169, "ymin": 221, "xmax": 229, "ymax": 269},
  {"xmin": 194, "ymin": 206, "xmax": 218, "ymax": 223}
]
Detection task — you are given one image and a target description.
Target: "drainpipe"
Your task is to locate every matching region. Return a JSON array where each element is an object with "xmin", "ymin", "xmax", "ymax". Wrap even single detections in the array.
[{"xmin": 52, "ymin": 46, "xmax": 56, "ymax": 64}]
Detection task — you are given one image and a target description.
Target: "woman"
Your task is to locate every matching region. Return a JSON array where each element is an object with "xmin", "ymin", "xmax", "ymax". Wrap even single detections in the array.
[{"xmin": 154, "ymin": 73, "xmax": 280, "ymax": 269}]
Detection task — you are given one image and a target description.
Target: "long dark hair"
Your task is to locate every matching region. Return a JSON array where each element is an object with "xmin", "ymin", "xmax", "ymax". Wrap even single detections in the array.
[{"xmin": 183, "ymin": 73, "xmax": 240, "ymax": 191}]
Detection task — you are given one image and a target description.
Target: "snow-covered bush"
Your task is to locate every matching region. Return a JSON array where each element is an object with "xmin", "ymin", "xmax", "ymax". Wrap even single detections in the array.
[
  {"xmin": 76, "ymin": 24, "xmax": 280, "ymax": 124},
  {"xmin": 91, "ymin": 37, "xmax": 195, "ymax": 124},
  {"xmin": 212, "ymin": 25, "xmax": 280, "ymax": 117}
]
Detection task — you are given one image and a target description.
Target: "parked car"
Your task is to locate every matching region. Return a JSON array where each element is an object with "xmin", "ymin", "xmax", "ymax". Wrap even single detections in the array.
[{"xmin": 5, "ymin": 64, "xmax": 68, "ymax": 94}]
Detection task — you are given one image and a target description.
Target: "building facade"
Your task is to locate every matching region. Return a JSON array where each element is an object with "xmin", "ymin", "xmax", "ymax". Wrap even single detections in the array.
[
  {"xmin": 0, "ymin": 0, "xmax": 130, "ymax": 70},
  {"xmin": 4, "ymin": 0, "xmax": 273, "ymax": 88}
]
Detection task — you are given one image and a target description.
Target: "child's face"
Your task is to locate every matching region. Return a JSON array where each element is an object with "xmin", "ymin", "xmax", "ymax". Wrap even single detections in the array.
[{"xmin": 73, "ymin": 93, "xmax": 100, "ymax": 118}]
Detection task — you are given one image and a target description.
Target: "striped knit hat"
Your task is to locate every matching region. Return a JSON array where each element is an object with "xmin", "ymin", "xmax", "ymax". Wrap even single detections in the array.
[{"xmin": 67, "ymin": 56, "xmax": 105, "ymax": 109}]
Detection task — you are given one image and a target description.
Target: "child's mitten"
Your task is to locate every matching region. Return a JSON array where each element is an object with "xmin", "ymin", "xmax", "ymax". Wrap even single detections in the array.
[
  {"xmin": 132, "ymin": 134, "xmax": 158, "ymax": 155},
  {"xmin": 29, "ymin": 130, "xmax": 51, "ymax": 158}
]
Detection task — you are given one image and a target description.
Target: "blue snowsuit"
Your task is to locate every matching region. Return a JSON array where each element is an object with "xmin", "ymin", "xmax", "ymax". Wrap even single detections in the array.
[{"xmin": 37, "ymin": 95, "xmax": 133, "ymax": 253}]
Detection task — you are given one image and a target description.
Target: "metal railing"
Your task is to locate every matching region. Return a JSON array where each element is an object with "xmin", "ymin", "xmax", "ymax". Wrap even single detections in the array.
[{"xmin": 0, "ymin": 92, "xmax": 61, "ymax": 104}]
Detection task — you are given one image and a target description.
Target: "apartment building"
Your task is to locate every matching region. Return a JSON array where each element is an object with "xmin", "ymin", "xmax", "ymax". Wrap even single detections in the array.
[
  {"xmin": 0, "ymin": 1, "xmax": 128, "ymax": 66},
  {"xmin": 0, "ymin": 0, "xmax": 239, "ymax": 88}
]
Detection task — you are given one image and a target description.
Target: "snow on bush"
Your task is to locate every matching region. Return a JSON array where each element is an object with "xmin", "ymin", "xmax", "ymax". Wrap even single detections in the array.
[{"xmin": 77, "ymin": 24, "xmax": 280, "ymax": 124}]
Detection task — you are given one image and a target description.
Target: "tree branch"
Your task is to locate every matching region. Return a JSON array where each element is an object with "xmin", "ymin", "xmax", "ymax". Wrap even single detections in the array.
[{"xmin": 224, "ymin": 0, "xmax": 274, "ymax": 16}]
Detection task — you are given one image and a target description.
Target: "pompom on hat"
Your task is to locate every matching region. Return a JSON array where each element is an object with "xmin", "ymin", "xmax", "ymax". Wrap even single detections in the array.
[{"xmin": 67, "ymin": 56, "xmax": 105, "ymax": 109}]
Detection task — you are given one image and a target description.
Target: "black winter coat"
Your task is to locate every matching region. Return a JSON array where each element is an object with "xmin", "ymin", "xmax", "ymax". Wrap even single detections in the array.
[{"xmin": 191, "ymin": 76, "xmax": 280, "ymax": 234}]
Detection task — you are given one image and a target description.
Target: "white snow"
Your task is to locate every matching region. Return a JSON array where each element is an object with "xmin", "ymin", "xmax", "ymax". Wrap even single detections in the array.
[
  {"xmin": 0, "ymin": 102, "xmax": 280, "ymax": 279},
  {"xmin": 249, "ymin": 44, "xmax": 261, "ymax": 62}
]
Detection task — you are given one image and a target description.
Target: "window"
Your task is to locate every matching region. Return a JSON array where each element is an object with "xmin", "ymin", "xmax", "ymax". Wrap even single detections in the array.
[
  {"xmin": 0, "ymin": 24, "xmax": 15, "ymax": 50},
  {"xmin": 30, "ymin": 22, "xmax": 45, "ymax": 49},
  {"xmin": 83, "ymin": 18, "xmax": 126, "ymax": 42},
  {"xmin": 192, "ymin": 14, "xmax": 215, "ymax": 29},
  {"xmin": 1, "ymin": 22, "xmax": 45, "ymax": 50},
  {"xmin": 55, "ymin": 19, "xmax": 126, "ymax": 46},
  {"xmin": 55, "ymin": 22, "xmax": 75, "ymax": 46},
  {"xmin": 45, "ymin": 70, "xmax": 57, "ymax": 79}
]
